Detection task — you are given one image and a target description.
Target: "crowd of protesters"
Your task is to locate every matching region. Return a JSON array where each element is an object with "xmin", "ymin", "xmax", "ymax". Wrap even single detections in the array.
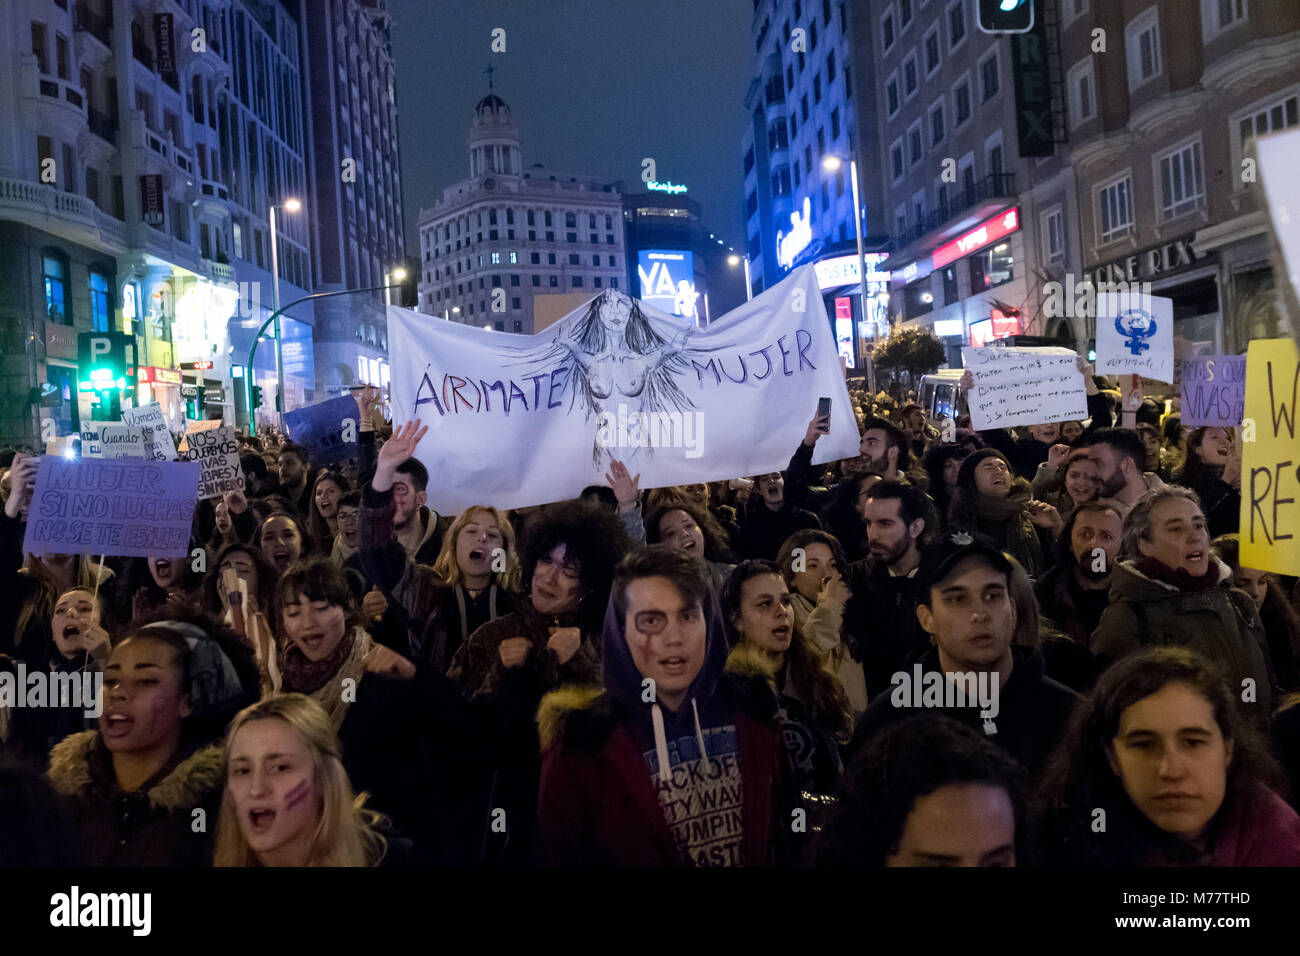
[{"xmin": 2, "ymin": 371, "xmax": 1299, "ymax": 869}]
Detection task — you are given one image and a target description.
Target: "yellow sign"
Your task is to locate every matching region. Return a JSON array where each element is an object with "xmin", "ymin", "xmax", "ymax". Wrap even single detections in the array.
[
  {"xmin": 1240, "ymin": 337, "xmax": 1300, "ymax": 576},
  {"xmin": 177, "ymin": 418, "xmax": 222, "ymax": 453}
]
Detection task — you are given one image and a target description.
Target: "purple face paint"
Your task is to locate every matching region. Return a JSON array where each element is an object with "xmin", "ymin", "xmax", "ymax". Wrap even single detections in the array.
[{"xmin": 282, "ymin": 777, "xmax": 312, "ymax": 811}]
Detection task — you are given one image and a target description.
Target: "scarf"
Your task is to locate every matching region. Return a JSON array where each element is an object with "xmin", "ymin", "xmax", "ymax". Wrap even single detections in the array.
[
  {"xmin": 281, "ymin": 627, "xmax": 372, "ymax": 732},
  {"xmin": 976, "ymin": 481, "xmax": 1032, "ymax": 521},
  {"xmin": 1135, "ymin": 557, "xmax": 1221, "ymax": 593},
  {"xmin": 972, "ymin": 481, "xmax": 1044, "ymax": 575}
]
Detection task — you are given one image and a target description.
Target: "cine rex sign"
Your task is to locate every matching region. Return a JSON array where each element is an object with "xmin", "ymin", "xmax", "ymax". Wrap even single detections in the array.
[{"xmin": 1088, "ymin": 235, "xmax": 1204, "ymax": 287}]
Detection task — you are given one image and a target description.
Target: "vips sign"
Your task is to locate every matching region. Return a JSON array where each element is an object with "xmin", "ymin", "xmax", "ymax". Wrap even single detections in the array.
[
  {"xmin": 1240, "ymin": 338, "xmax": 1300, "ymax": 577},
  {"xmin": 23, "ymin": 458, "xmax": 200, "ymax": 558}
]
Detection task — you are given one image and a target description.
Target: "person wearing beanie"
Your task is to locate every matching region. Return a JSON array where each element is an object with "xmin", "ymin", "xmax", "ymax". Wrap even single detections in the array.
[{"xmin": 947, "ymin": 449, "xmax": 1059, "ymax": 579}]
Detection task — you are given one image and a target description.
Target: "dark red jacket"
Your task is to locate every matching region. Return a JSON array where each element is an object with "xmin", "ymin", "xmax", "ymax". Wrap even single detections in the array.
[{"xmin": 535, "ymin": 667, "xmax": 795, "ymax": 866}]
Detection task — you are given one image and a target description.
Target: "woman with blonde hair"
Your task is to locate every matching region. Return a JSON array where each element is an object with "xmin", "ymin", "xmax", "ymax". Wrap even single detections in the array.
[
  {"xmin": 215, "ymin": 693, "xmax": 394, "ymax": 867},
  {"xmin": 360, "ymin": 502, "xmax": 520, "ymax": 673}
]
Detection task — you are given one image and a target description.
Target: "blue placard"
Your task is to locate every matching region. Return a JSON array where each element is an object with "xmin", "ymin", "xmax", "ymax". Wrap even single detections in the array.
[
  {"xmin": 23, "ymin": 457, "xmax": 201, "ymax": 558},
  {"xmin": 1180, "ymin": 355, "xmax": 1246, "ymax": 427},
  {"xmin": 282, "ymin": 395, "xmax": 360, "ymax": 467}
]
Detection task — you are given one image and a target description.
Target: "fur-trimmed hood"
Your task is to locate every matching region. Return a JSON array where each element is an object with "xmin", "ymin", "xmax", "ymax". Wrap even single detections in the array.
[
  {"xmin": 537, "ymin": 644, "xmax": 778, "ymax": 752},
  {"xmin": 47, "ymin": 730, "xmax": 224, "ymax": 810}
]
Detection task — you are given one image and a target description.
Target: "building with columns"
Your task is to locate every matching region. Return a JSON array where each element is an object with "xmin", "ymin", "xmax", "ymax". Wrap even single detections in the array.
[{"xmin": 417, "ymin": 91, "xmax": 626, "ymax": 334}]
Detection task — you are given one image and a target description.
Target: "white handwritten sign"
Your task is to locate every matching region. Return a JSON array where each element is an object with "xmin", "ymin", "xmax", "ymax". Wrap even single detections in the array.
[
  {"xmin": 962, "ymin": 346, "xmax": 1088, "ymax": 431},
  {"xmin": 122, "ymin": 402, "xmax": 179, "ymax": 461},
  {"xmin": 182, "ymin": 423, "xmax": 245, "ymax": 500},
  {"xmin": 1096, "ymin": 292, "xmax": 1175, "ymax": 383}
]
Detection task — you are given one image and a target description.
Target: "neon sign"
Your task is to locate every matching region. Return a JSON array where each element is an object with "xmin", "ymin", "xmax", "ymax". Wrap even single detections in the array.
[
  {"xmin": 776, "ymin": 197, "xmax": 813, "ymax": 269},
  {"xmin": 814, "ymin": 253, "xmax": 890, "ymax": 290},
  {"xmin": 932, "ymin": 207, "xmax": 1020, "ymax": 269},
  {"xmin": 647, "ymin": 181, "xmax": 687, "ymax": 194}
]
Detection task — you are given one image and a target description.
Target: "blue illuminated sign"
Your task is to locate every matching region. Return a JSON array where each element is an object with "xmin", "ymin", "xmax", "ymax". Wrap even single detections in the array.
[
  {"xmin": 637, "ymin": 249, "xmax": 699, "ymax": 319},
  {"xmin": 647, "ymin": 181, "xmax": 687, "ymax": 194}
]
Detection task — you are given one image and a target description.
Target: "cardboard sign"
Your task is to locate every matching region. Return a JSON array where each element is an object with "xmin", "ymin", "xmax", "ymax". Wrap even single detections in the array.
[
  {"xmin": 183, "ymin": 424, "xmax": 245, "ymax": 500},
  {"xmin": 177, "ymin": 418, "xmax": 223, "ymax": 453},
  {"xmin": 79, "ymin": 423, "xmax": 147, "ymax": 460},
  {"xmin": 282, "ymin": 395, "xmax": 360, "ymax": 467},
  {"xmin": 1096, "ymin": 292, "xmax": 1175, "ymax": 383},
  {"xmin": 1240, "ymin": 338, "xmax": 1300, "ymax": 577},
  {"xmin": 122, "ymin": 402, "xmax": 179, "ymax": 461},
  {"xmin": 962, "ymin": 346, "xmax": 1088, "ymax": 430},
  {"xmin": 1180, "ymin": 355, "xmax": 1247, "ymax": 427},
  {"xmin": 22, "ymin": 457, "xmax": 201, "ymax": 558}
]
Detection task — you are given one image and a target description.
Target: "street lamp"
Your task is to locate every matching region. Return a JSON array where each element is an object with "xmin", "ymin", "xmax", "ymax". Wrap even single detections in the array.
[
  {"xmin": 384, "ymin": 266, "xmax": 407, "ymax": 307},
  {"xmin": 822, "ymin": 153, "xmax": 872, "ymax": 391},
  {"xmin": 727, "ymin": 253, "xmax": 752, "ymax": 302},
  {"xmin": 268, "ymin": 196, "xmax": 301, "ymax": 427}
]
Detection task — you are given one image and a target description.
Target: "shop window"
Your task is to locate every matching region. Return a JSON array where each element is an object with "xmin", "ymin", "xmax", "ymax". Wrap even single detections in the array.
[
  {"xmin": 43, "ymin": 252, "xmax": 69, "ymax": 324},
  {"xmin": 968, "ymin": 242, "xmax": 1014, "ymax": 291},
  {"xmin": 904, "ymin": 276, "xmax": 934, "ymax": 318}
]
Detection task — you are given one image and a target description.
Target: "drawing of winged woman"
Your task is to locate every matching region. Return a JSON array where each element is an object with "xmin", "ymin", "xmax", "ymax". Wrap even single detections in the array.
[{"xmin": 509, "ymin": 289, "xmax": 716, "ymax": 464}]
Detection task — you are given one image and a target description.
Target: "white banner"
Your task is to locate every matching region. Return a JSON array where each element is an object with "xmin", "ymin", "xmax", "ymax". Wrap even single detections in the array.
[{"xmin": 389, "ymin": 265, "xmax": 860, "ymax": 513}]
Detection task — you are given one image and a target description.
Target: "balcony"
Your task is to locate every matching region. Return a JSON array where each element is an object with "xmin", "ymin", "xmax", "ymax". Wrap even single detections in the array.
[
  {"xmin": 132, "ymin": 40, "xmax": 154, "ymax": 71},
  {"xmin": 892, "ymin": 173, "xmax": 1017, "ymax": 251},
  {"xmin": 0, "ymin": 177, "xmax": 125, "ymax": 255},
  {"xmin": 22, "ymin": 58, "xmax": 89, "ymax": 132}
]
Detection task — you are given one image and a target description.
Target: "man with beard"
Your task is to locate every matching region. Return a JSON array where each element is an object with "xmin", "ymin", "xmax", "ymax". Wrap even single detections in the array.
[
  {"xmin": 784, "ymin": 413, "xmax": 925, "ymax": 516},
  {"xmin": 844, "ymin": 481, "xmax": 933, "ymax": 699},
  {"xmin": 276, "ymin": 442, "xmax": 315, "ymax": 517},
  {"xmin": 1033, "ymin": 502, "xmax": 1123, "ymax": 648},
  {"xmin": 1075, "ymin": 428, "xmax": 1165, "ymax": 520}
]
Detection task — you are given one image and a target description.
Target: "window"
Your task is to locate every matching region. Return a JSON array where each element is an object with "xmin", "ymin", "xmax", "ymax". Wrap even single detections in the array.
[
  {"xmin": 527, "ymin": 209, "xmax": 535, "ymax": 226},
  {"xmin": 912, "ymin": 189, "xmax": 926, "ymax": 225},
  {"xmin": 566, "ymin": 232, "xmax": 577, "ymax": 243},
  {"xmin": 827, "ymin": 51, "xmax": 836, "ymax": 87},
  {"xmin": 532, "ymin": 275, "xmax": 540, "ymax": 287},
  {"xmin": 43, "ymin": 253, "xmax": 68, "ymax": 324},
  {"xmin": 969, "ymin": 242, "xmax": 1014, "ymax": 291},
  {"xmin": 1202, "ymin": 0, "xmax": 1246, "ymax": 39},
  {"xmin": 948, "ymin": 0, "xmax": 966, "ymax": 50},
  {"xmin": 942, "ymin": 265, "xmax": 960, "ymax": 305},
  {"xmin": 565, "ymin": 212, "xmax": 576, "ymax": 228},
  {"xmin": 1067, "ymin": 59, "xmax": 1096, "ymax": 127},
  {"xmin": 1041, "ymin": 206, "xmax": 1065, "ymax": 264},
  {"xmin": 905, "ymin": 277, "xmax": 934, "ymax": 318},
  {"xmin": 980, "ymin": 50, "xmax": 999, "ymax": 101},
  {"xmin": 886, "ymin": 73, "xmax": 900, "ymax": 117},
  {"xmin": 930, "ymin": 101, "xmax": 945, "ymax": 145},
  {"xmin": 954, "ymin": 77, "xmax": 971, "ymax": 125},
  {"xmin": 593, "ymin": 278, "xmax": 602, "ymax": 288},
  {"xmin": 491, "ymin": 252, "xmax": 500, "ymax": 264},
  {"xmin": 909, "ymin": 122, "xmax": 923, "ymax": 165},
  {"xmin": 896, "ymin": 203, "xmax": 908, "ymax": 235},
  {"xmin": 611, "ymin": 278, "xmax": 618, "ymax": 289},
  {"xmin": 1097, "ymin": 174, "xmax": 1134, "ymax": 242},
  {"xmin": 1065, "ymin": 0, "xmax": 1089, "ymax": 26},
  {"xmin": 1157, "ymin": 139, "xmax": 1205, "ymax": 220},
  {"xmin": 801, "ymin": 94, "xmax": 809, "ymax": 121},
  {"xmin": 610, "ymin": 256, "xmax": 617, "ymax": 268},
  {"xmin": 891, "ymin": 140, "xmax": 905, "ymax": 181},
  {"xmin": 31, "ymin": 22, "xmax": 47, "ymax": 73},
  {"xmin": 1236, "ymin": 91, "xmax": 1300, "ymax": 155},
  {"xmin": 548, "ymin": 253, "xmax": 557, "ymax": 264},
  {"xmin": 512, "ymin": 297, "xmax": 521, "ymax": 310},
  {"xmin": 550, "ymin": 276, "xmax": 558, "ymax": 287},
  {"xmin": 1126, "ymin": 7, "xmax": 1162, "ymax": 90},
  {"xmin": 544, "ymin": 211, "xmax": 553, "ymax": 226},
  {"xmin": 831, "ymin": 108, "xmax": 840, "ymax": 139},
  {"xmin": 899, "ymin": 0, "xmax": 913, "ymax": 28},
  {"xmin": 569, "ymin": 253, "xmax": 580, "ymax": 265},
  {"xmin": 61, "ymin": 144, "xmax": 76, "ymax": 193},
  {"xmin": 530, "ymin": 252, "xmax": 540, "ymax": 264},
  {"xmin": 572, "ymin": 276, "xmax": 583, "ymax": 288},
  {"xmin": 882, "ymin": 8, "xmax": 896, "ymax": 51},
  {"xmin": 814, "ymin": 75, "xmax": 822, "ymax": 104},
  {"xmin": 903, "ymin": 53, "xmax": 919, "ymax": 99},
  {"xmin": 89, "ymin": 270, "xmax": 111, "ymax": 332},
  {"xmin": 509, "ymin": 252, "xmax": 518, "ymax": 264},
  {"xmin": 924, "ymin": 28, "xmax": 941, "ymax": 76}
]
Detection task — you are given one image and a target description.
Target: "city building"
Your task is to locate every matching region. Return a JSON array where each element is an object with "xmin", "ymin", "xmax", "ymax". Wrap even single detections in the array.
[
  {"xmin": 1060, "ymin": 0, "xmax": 1300, "ymax": 355},
  {"xmin": 740, "ymin": 0, "xmax": 890, "ymax": 368},
  {"xmin": 622, "ymin": 188, "xmax": 747, "ymax": 325},
  {"xmin": 416, "ymin": 91, "xmax": 626, "ymax": 334},
  {"xmin": 301, "ymin": 0, "xmax": 405, "ymax": 396}
]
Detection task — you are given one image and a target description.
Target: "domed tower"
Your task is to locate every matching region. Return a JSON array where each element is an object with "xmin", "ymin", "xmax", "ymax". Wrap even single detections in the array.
[{"xmin": 468, "ymin": 91, "xmax": 522, "ymax": 178}]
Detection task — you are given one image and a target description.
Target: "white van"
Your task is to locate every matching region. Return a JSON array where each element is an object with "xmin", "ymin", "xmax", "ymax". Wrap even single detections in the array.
[{"xmin": 918, "ymin": 370, "xmax": 967, "ymax": 428}]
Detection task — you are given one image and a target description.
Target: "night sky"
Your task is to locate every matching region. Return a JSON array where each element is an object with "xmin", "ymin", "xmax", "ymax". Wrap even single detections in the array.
[{"xmin": 386, "ymin": 0, "xmax": 754, "ymax": 255}]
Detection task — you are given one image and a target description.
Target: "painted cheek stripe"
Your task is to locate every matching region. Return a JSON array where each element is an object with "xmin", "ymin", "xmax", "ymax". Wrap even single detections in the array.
[{"xmin": 283, "ymin": 778, "xmax": 312, "ymax": 811}]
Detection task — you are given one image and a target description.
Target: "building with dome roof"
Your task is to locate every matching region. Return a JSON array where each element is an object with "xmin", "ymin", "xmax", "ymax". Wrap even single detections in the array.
[{"xmin": 416, "ymin": 90, "xmax": 626, "ymax": 333}]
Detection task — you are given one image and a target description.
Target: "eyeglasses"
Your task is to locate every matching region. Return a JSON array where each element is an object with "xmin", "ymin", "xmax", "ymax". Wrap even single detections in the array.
[{"xmin": 337, "ymin": 511, "xmax": 360, "ymax": 523}]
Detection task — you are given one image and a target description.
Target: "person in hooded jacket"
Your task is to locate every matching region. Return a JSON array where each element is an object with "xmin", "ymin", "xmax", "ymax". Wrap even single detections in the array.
[
  {"xmin": 1091, "ymin": 487, "xmax": 1274, "ymax": 725},
  {"xmin": 849, "ymin": 532, "xmax": 1080, "ymax": 781},
  {"xmin": 735, "ymin": 472, "xmax": 821, "ymax": 561},
  {"xmin": 535, "ymin": 546, "xmax": 795, "ymax": 866},
  {"xmin": 46, "ymin": 623, "xmax": 247, "ymax": 866},
  {"xmin": 449, "ymin": 499, "xmax": 630, "ymax": 864}
]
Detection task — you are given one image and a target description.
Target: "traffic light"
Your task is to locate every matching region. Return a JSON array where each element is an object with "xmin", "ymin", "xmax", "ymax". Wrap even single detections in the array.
[
  {"xmin": 77, "ymin": 332, "xmax": 136, "ymax": 392},
  {"xmin": 250, "ymin": 384, "xmax": 264, "ymax": 409},
  {"xmin": 978, "ymin": 0, "xmax": 1034, "ymax": 34}
]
